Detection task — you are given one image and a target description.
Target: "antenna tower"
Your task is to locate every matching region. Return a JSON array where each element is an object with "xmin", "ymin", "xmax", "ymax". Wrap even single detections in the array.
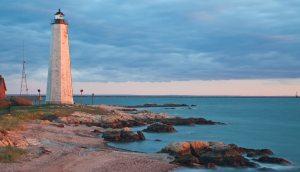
[{"xmin": 20, "ymin": 41, "xmax": 28, "ymax": 100}]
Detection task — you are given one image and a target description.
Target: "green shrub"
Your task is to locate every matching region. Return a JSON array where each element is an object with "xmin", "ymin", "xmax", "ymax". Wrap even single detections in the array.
[{"xmin": 0, "ymin": 146, "xmax": 28, "ymax": 163}]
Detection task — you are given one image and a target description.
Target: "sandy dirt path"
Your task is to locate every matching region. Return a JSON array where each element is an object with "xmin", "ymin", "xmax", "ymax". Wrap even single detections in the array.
[{"xmin": 0, "ymin": 123, "xmax": 178, "ymax": 172}]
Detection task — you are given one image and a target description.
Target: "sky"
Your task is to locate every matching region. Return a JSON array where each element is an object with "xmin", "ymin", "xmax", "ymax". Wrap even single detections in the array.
[{"xmin": 0, "ymin": 0, "xmax": 299, "ymax": 96}]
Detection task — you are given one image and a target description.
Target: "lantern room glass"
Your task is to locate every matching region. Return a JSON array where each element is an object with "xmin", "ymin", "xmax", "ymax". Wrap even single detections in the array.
[{"xmin": 55, "ymin": 14, "xmax": 64, "ymax": 19}]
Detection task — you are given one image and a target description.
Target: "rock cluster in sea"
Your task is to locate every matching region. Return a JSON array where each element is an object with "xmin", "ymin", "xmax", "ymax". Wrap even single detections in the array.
[
  {"xmin": 142, "ymin": 122, "xmax": 177, "ymax": 132},
  {"xmin": 159, "ymin": 141, "xmax": 292, "ymax": 168},
  {"xmin": 102, "ymin": 127, "xmax": 145, "ymax": 142},
  {"xmin": 56, "ymin": 110, "xmax": 224, "ymax": 129}
]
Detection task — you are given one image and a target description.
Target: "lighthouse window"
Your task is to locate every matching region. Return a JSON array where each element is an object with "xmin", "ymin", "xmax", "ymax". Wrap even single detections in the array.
[{"xmin": 55, "ymin": 14, "xmax": 64, "ymax": 19}]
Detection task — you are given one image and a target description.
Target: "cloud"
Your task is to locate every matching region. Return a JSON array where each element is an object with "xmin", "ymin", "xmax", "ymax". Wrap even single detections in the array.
[{"xmin": 0, "ymin": 0, "xmax": 300, "ymax": 85}]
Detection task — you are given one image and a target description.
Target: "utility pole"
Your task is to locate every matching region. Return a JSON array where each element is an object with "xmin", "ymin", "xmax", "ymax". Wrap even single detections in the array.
[
  {"xmin": 38, "ymin": 89, "xmax": 41, "ymax": 106},
  {"xmin": 80, "ymin": 89, "xmax": 83, "ymax": 105},
  {"xmin": 92, "ymin": 93, "xmax": 94, "ymax": 105}
]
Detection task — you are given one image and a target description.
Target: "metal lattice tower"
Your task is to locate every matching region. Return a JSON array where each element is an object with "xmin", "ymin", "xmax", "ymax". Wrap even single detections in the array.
[{"xmin": 20, "ymin": 41, "xmax": 28, "ymax": 100}]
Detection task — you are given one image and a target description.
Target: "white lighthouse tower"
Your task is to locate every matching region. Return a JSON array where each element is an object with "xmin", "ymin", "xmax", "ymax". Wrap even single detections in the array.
[{"xmin": 46, "ymin": 9, "xmax": 73, "ymax": 104}]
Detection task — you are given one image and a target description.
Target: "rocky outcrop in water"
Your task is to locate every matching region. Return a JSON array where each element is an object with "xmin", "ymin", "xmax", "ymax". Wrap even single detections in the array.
[
  {"xmin": 56, "ymin": 109, "xmax": 225, "ymax": 129},
  {"xmin": 156, "ymin": 117, "xmax": 225, "ymax": 126},
  {"xmin": 124, "ymin": 103, "xmax": 189, "ymax": 108},
  {"xmin": 161, "ymin": 141, "xmax": 293, "ymax": 168},
  {"xmin": 137, "ymin": 131, "xmax": 145, "ymax": 140},
  {"xmin": 159, "ymin": 141, "xmax": 285, "ymax": 168},
  {"xmin": 102, "ymin": 128, "xmax": 146, "ymax": 142},
  {"xmin": 142, "ymin": 122, "xmax": 177, "ymax": 132},
  {"xmin": 253, "ymin": 155, "xmax": 293, "ymax": 165}
]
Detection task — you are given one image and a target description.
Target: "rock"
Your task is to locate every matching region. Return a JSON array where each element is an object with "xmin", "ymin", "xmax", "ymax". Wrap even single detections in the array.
[
  {"xmin": 258, "ymin": 167, "xmax": 276, "ymax": 171},
  {"xmin": 86, "ymin": 124, "xmax": 92, "ymax": 127},
  {"xmin": 93, "ymin": 129, "xmax": 101, "ymax": 134},
  {"xmin": 198, "ymin": 154, "xmax": 258, "ymax": 168},
  {"xmin": 158, "ymin": 117, "xmax": 225, "ymax": 126},
  {"xmin": 142, "ymin": 122, "xmax": 177, "ymax": 132},
  {"xmin": 160, "ymin": 141, "xmax": 259, "ymax": 168},
  {"xmin": 56, "ymin": 124, "xmax": 64, "ymax": 128},
  {"xmin": 102, "ymin": 128, "xmax": 140, "ymax": 142},
  {"xmin": 206, "ymin": 163, "xmax": 217, "ymax": 169},
  {"xmin": 239, "ymin": 147, "xmax": 273, "ymax": 156},
  {"xmin": 40, "ymin": 147, "xmax": 52, "ymax": 154},
  {"xmin": 254, "ymin": 155, "xmax": 292, "ymax": 165},
  {"xmin": 155, "ymin": 139, "xmax": 162, "ymax": 141},
  {"xmin": 160, "ymin": 142, "xmax": 191, "ymax": 157},
  {"xmin": 137, "ymin": 131, "xmax": 146, "ymax": 140},
  {"xmin": 260, "ymin": 149, "xmax": 274, "ymax": 155},
  {"xmin": 73, "ymin": 124, "xmax": 78, "ymax": 127},
  {"xmin": 15, "ymin": 141, "xmax": 28, "ymax": 147},
  {"xmin": 0, "ymin": 141, "xmax": 5, "ymax": 147},
  {"xmin": 173, "ymin": 154, "xmax": 199, "ymax": 165},
  {"xmin": 228, "ymin": 144, "xmax": 239, "ymax": 150},
  {"xmin": 190, "ymin": 141, "xmax": 209, "ymax": 153}
]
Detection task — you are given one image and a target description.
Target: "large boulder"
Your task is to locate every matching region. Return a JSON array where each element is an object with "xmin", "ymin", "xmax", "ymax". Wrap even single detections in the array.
[
  {"xmin": 160, "ymin": 142, "xmax": 191, "ymax": 157},
  {"xmin": 142, "ymin": 122, "xmax": 177, "ymax": 132},
  {"xmin": 254, "ymin": 155, "xmax": 292, "ymax": 165},
  {"xmin": 102, "ymin": 128, "xmax": 141, "ymax": 142}
]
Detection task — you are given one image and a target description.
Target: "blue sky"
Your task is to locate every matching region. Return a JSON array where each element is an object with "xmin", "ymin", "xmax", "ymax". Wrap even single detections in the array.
[{"xmin": 0, "ymin": 1, "xmax": 299, "ymax": 95}]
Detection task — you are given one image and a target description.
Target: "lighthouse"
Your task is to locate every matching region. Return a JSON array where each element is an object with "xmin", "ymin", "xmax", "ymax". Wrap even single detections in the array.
[{"xmin": 46, "ymin": 9, "xmax": 73, "ymax": 104}]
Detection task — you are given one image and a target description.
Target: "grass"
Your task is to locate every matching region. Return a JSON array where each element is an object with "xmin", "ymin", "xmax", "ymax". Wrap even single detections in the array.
[
  {"xmin": 0, "ymin": 119, "xmax": 26, "ymax": 132},
  {"xmin": 9, "ymin": 104, "xmax": 109, "ymax": 116},
  {"xmin": 0, "ymin": 146, "xmax": 28, "ymax": 163},
  {"xmin": 0, "ymin": 104, "xmax": 110, "ymax": 132}
]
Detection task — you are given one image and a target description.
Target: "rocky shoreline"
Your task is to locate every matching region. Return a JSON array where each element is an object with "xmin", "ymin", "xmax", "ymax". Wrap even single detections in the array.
[
  {"xmin": 55, "ymin": 107, "xmax": 225, "ymax": 129},
  {"xmin": 0, "ymin": 104, "xmax": 296, "ymax": 171}
]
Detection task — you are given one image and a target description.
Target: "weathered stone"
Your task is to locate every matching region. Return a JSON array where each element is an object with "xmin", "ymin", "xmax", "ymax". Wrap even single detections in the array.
[
  {"xmin": 206, "ymin": 163, "xmax": 217, "ymax": 169},
  {"xmin": 86, "ymin": 124, "xmax": 93, "ymax": 127},
  {"xmin": 93, "ymin": 129, "xmax": 101, "ymax": 134},
  {"xmin": 57, "ymin": 124, "xmax": 64, "ymax": 128},
  {"xmin": 173, "ymin": 154, "xmax": 199, "ymax": 165},
  {"xmin": 160, "ymin": 142, "xmax": 191, "ymax": 157},
  {"xmin": 254, "ymin": 155, "xmax": 292, "ymax": 165},
  {"xmin": 190, "ymin": 141, "xmax": 209, "ymax": 153},
  {"xmin": 142, "ymin": 122, "xmax": 177, "ymax": 132},
  {"xmin": 137, "ymin": 131, "xmax": 146, "ymax": 140},
  {"xmin": 102, "ymin": 128, "xmax": 140, "ymax": 142}
]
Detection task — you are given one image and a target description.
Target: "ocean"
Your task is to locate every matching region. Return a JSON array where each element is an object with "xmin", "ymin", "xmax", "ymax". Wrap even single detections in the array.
[{"xmin": 43, "ymin": 97, "xmax": 300, "ymax": 171}]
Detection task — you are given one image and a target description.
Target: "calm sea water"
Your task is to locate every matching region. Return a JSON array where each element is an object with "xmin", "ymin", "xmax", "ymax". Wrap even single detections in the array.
[{"xmin": 42, "ymin": 97, "xmax": 300, "ymax": 171}]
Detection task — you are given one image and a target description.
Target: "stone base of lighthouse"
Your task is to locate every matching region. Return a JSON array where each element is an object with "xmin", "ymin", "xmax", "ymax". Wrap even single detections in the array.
[{"xmin": 46, "ymin": 23, "xmax": 73, "ymax": 104}]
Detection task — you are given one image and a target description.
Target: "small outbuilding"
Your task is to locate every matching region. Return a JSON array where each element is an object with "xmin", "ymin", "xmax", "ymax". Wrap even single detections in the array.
[{"xmin": 0, "ymin": 75, "xmax": 7, "ymax": 99}]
